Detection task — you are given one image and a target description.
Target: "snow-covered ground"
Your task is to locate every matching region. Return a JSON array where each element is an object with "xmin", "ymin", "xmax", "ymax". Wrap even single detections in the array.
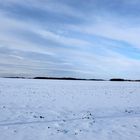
[{"xmin": 0, "ymin": 78, "xmax": 140, "ymax": 140}]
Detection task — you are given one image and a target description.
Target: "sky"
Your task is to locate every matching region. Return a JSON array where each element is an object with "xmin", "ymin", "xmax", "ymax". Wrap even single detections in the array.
[{"xmin": 0, "ymin": 0, "xmax": 140, "ymax": 79}]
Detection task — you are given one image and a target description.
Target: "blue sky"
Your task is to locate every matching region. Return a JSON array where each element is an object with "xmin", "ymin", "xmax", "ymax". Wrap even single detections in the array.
[{"xmin": 0, "ymin": 0, "xmax": 140, "ymax": 79}]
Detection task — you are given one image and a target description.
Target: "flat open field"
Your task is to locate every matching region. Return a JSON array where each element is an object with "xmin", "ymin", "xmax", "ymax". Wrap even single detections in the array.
[{"xmin": 0, "ymin": 78, "xmax": 140, "ymax": 140}]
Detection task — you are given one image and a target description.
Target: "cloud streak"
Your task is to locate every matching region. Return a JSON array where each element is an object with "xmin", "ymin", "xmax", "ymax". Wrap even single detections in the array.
[{"xmin": 0, "ymin": 0, "xmax": 140, "ymax": 79}]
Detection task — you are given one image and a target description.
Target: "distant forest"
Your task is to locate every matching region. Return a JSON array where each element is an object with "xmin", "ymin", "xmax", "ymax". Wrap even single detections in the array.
[{"xmin": 3, "ymin": 77, "xmax": 140, "ymax": 82}]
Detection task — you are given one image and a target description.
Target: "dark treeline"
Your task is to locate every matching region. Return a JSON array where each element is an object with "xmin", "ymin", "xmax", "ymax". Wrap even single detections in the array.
[
  {"xmin": 3, "ymin": 77, "xmax": 140, "ymax": 82},
  {"xmin": 110, "ymin": 78, "xmax": 125, "ymax": 81},
  {"xmin": 110, "ymin": 78, "xmax": 140, "ymax": 82},
  {"xmin": 4, "ymin": 77, "xmax": 26, "ymax": 79},
  {"xmin": 4, "ymin": 76, "xmax": 105, "ymax": 81},
  {"xmin": 33, "ymin": 77, "xmax": 105, "ymax": 81},
  {"xmin": 34, "ymin": 77, "xmax": 84, "ymax": 80}
]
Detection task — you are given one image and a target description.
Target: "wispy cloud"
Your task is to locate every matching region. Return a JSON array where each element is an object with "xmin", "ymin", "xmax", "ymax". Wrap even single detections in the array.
[{"xmin": 0, "ymin": 0, "xmax": 140, "ymax": 79}]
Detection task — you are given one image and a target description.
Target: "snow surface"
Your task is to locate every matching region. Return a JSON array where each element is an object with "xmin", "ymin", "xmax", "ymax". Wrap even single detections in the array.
[{"xmin": 0, "ymin": 78, "xmax": 140, "ymax": 140}]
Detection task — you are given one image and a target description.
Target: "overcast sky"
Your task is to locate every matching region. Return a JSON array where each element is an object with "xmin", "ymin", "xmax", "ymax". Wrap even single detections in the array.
[{"xmin": 0, "ymin": 0, "xmax": 140, "ymax": 79}]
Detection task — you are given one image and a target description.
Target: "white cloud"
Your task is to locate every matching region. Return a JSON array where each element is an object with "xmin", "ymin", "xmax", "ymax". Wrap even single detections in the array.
[
  {"xmin": 68, "ymin": 16, "xmax": 140, "ymax": 49},
  {"xmin": 36, "ymin": 30, "xmax": 91, "ymax": 47},
  {"xmin": 0, "ymin": 0, "xmax": 140, "ymax": 78}
]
